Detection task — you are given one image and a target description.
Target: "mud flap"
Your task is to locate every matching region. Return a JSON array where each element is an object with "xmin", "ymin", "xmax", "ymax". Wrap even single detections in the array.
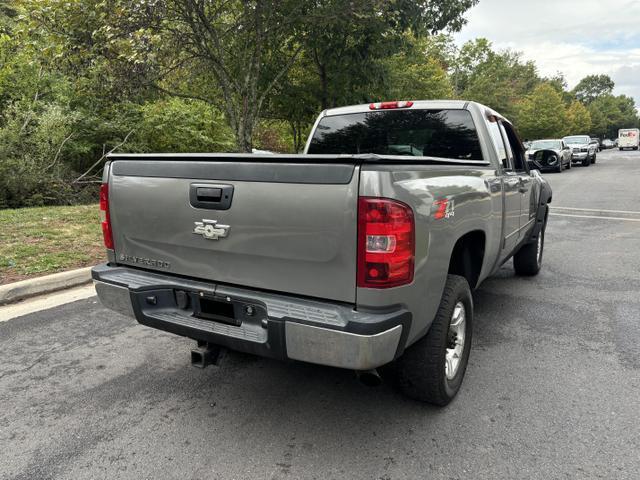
[{"xmin": 527, "ymin": 181, "xmax": 552, "ymax": 244}]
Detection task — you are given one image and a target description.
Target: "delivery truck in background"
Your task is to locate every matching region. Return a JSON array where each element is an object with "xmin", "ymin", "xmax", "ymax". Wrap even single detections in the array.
[{"xmin": 618, "ymin": 128, "xmax": 640, "ymax": 150}]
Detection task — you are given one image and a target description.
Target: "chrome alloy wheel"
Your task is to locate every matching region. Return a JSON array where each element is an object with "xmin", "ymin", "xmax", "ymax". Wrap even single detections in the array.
[{"xmin": 445, "ymin": 302, "xmax": 466, "ymax": 380}]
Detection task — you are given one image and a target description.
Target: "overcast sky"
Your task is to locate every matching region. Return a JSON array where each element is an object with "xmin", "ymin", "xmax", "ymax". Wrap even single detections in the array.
[{"xmin": 454, "ymin": 0, "xmax": 640, "ymax": 106}]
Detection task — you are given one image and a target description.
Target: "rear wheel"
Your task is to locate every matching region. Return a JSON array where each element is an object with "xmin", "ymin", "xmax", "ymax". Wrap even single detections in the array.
[
  {"xmin": 591, "ymin": 153, "xmax": 597, "ymax": 164},
  {"xmin": 566, "ymin": 158, "xmax": 572, "ymax": 170},
  {"xmin": 393, "ymin": 274, "xmax": 473, "ymax": 406}
]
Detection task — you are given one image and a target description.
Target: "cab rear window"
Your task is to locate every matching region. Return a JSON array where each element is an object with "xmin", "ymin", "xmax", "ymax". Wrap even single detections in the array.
[{"xmin": 308, "ymin": 109, "xmax": 483, "ymax": 160}]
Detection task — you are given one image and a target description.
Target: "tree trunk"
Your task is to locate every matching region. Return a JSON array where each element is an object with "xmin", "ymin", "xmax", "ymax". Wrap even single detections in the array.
[
  {"xmin": 290, "ymin": 120, "xmax": 305, "ymax": 153},
  {"xmin": 235, "ymin": 116, "xmax": 254, "ymax": 153},
  {"xmin": 319, "ymin": 65, "xmax": 329, "ymax": 110}
]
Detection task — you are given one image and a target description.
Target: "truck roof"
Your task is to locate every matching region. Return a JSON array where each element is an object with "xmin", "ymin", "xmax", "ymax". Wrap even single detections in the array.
[{"xmin": 322, "ymin": 100, "xmax": 510, "ymax": 124}]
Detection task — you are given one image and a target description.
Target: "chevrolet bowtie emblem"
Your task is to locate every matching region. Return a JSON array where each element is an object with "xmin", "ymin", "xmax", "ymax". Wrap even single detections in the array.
[{"xmin": 193, "ymin": 219, "xmax": 230, "ymax": 240}]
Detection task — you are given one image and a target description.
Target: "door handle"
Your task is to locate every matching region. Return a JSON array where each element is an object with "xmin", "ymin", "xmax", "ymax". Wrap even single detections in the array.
[{"xmin": 518, "ymin": 178, "xmax": 529, "ymax": 193}]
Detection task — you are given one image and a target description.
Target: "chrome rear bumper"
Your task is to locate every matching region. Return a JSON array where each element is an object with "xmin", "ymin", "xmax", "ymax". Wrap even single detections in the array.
[{"xmin": 92, "ymin": 264, "xmax": 409, "ymax": 370}]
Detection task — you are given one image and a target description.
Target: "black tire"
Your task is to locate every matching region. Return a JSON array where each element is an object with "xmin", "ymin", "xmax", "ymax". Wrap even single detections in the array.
[
  {"xmin": 566, "ymin": 158, "xmax": 572, "ymax": 170},
  {"xmin": 552, "ymin": 155, "xmax": 562, "ymax": 172},
  {"xmin": 619, "ymin": 147, "xmax": 623, "ymax": 151},
  {"xmin": 581, "ymin": 156, "xmax": 590, "ymax": 166},
  {"xmin": 591, "ymin": 153, "xmax": 596, "ymax": 164},
  {"xmin": 514, "ymin": 218, "xmax": 546, "ymax": 276},
  {"xmin": 393, "ymin": 274, "xmax": 473, "ymax": 406}
]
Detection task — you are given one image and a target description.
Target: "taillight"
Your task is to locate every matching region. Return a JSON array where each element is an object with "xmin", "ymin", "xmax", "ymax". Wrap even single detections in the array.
[
  {"xmin": 369, "ymin": 101, "xmax": 413, "ymax": 110},
  {"xmin": 99, "ymin": 183, "xmax": 114, "ymax": 250},
  {"xmin": 357, "ymin": 197, "xmax": 415, "ymax": 288}
]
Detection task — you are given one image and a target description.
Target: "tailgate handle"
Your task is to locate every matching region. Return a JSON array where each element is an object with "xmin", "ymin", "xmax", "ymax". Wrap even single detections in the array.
[
  {"xmin": 190, "ymin": 183, "xmax": 234, "ymax": 210},
  {"xmin": 196, "ymin": 187, "xmax": 222, "ymax": 202}
]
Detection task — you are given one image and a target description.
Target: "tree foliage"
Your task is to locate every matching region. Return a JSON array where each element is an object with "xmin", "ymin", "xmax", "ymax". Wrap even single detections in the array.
[
  {"xmin": 566, "ymin": 100, "xmax": 592, "ymax": 134},
  {"xmin": 588, "ymin": 94, "xmax": 638, "ymax": 138},
  {"xmin": 383, "ymin": 35, "xmax": 454, "ymax": 101},
  {"xmin": 573, "ymin": 74, "xmax": 615, "ymax": 104},
  {"xmin": 1, "ymin": 1, "xmax": 639, "ymax": 208},
  {"xmin": 455, "ymin": 40, "xmax": 539, "ymax": 119},
  {"xmin": 515, "ymin": 84, "xmax": 568, "ymax": 140}
]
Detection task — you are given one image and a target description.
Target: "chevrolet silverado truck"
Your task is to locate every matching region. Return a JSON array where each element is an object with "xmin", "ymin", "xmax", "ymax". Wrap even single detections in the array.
[{"xmin": 93, "ymin": 100, "xmax": 552, "ymax": 406}]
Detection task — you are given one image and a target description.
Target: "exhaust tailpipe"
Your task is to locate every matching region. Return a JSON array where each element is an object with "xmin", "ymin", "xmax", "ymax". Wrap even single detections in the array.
[{"xmin": 356, "ymin": 369, "xmax": 382, "ymax": 387}]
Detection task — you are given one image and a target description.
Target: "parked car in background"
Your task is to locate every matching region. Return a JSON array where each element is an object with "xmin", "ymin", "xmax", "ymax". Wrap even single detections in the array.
[
  {"xmin": 590, "ymin": 137, "xmax": 601, "ymax": 152},
  {"xmin": 526, "ymin": 139, "xmax": 572, "ymax": 172},
  {"xmin": 618, "ymin": 128, "xmax": 640, "ymax": 150},
  {"xmin": 602, "ymin": 139, "xmax": 615, "ymax": 149},
  {"xmin": 563, "ymin": 135, "xmax": 597, "ymax": 166}
]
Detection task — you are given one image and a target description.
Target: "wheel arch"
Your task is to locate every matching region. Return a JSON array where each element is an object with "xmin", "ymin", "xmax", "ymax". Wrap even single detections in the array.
[{"xmin": 447, "ymin": 230, "xmax": 486, "ymax": 290}]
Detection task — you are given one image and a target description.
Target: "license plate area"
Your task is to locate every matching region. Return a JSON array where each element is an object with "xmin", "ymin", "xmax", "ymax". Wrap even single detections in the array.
[{"xmin": 194, "ymin": 296, "xmax": 241, "ymax": 326}]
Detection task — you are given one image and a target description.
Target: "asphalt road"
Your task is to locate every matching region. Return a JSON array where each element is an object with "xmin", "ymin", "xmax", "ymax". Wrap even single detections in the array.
[{"xmin": 1, "ymin": 149, "xmax": 639, "ymax": 480}]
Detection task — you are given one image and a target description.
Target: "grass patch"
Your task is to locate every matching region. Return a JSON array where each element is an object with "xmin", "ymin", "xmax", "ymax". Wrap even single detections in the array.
[{"xmin": 0, "ymin": 204, "xmax": 105, "ymax": 284}]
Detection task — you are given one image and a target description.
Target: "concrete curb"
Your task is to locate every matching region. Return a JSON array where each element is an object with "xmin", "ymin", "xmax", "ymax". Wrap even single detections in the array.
[{"xmin": 0, "ymin": 267, "xmax": 93, "ymax": 305}]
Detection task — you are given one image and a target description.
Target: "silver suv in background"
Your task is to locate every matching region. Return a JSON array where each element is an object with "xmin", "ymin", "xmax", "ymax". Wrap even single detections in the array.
[{"xmin": 563, "ymin": 135, "xmax": 597, "ymax": 166}]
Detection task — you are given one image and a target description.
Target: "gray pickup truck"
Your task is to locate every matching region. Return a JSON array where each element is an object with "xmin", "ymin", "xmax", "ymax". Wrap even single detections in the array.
[{"xmin": 93, "ymin": 100, "xmax": 551, "ymax": 406}]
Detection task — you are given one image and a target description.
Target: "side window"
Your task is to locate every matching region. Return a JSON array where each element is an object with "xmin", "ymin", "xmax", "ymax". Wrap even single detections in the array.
[
  {"xmin": 498, "ymin": 123, "xmax": 515, "ymax": 165},
  {"xmin": 487, "ymin": 120, "xmax": 512, "ymax": 170},
  {"xmin": 500, "ymin": 122, "xmax": 526, "ymax": 172}
]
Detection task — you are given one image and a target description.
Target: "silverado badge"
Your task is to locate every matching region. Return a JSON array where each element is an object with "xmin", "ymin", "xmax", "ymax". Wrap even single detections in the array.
[{"xmin": 193, "ymin": 219, "xmax": 230, "ymax": 240}]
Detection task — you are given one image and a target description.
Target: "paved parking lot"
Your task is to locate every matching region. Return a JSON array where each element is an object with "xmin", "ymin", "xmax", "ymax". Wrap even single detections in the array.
[{"xmin": 1, "ymin": 149, "xmax": 639, "ymax": 479}]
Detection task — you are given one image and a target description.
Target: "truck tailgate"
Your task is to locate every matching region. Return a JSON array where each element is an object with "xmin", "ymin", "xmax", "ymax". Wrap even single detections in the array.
[{"xmin": 107, "ymin": 158, "xmax": 359, "ymax": 303}]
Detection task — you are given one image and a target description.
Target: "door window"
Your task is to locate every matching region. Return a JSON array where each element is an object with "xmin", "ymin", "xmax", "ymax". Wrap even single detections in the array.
[
  {"xmin": 500, "ymin": 122, "xmax": 527, "ymax": 172},
  {"xmin": 487, "ymin": 120, "xmax": 512, "ymax": 171}
]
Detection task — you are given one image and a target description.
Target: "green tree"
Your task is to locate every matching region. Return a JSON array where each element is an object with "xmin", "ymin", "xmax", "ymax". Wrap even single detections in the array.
[
  {"xmin": 451, "ymin": 38, "xmax": 492, "ymax": 94},
  {"xmin": 24, "ymin": 0, "xmax": 479, "ymax": 152},
  {"xmin": 264, "ymin": 3, "xmax": 475, "ymax": 150},
  {"xmin": 301, "ymin": 1, "xmax": 476, "ymax": 111},
  {"xmin": 566, "ymin": 100, "xmax": 592, "ymax": 134},
  {"xmin": 572, "ymin": 74, "xmax": 615, "ymax": 104},
  {"xmin": 137, "ymin": 98, "xmax": 234, "ymax": 153},
  {"xmin": 455, "ymin": 40, "xmax": 540, "ymax": 119},
  {"xmin": 262, "ymin": 58, "xmax": 320, "ymax": 152},
  {"xmin": 515, "ymin": 83, "xmax": 568, "ymax": 139},
  {"xmin": 588, "ymin": 94, "xmax": 638, "ymax": 138},
  {"xmin": 382, "ymin": 35, "xmax": 454, "ymax": 101}
]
